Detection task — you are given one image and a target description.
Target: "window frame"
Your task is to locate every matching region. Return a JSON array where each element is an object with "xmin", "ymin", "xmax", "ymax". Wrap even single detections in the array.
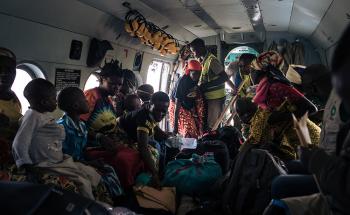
[
  {"xmin": 146, "ymin": 59, "xmax": 171, "ymax": 92},
  {"xmin": 16, "ymin": 61, "xmax": 47, "ymax": 79},
  {"xmin": 83, "ymin": 70, "xmax": 101, "ymax": 91}
]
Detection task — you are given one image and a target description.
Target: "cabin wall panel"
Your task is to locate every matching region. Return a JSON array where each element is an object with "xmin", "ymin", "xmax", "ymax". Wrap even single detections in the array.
[{"xmin": 0, "ymin": 13, "xmax": 174, "ymax": 90}]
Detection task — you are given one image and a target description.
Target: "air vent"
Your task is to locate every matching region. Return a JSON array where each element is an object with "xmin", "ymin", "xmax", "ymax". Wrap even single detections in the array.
[
  {"xmin": 194, "ymin": 24, "xmax": 202, "ymax": 28},
  {"xmin": 232, "ymin": 27, "xmax": 242, "ymax": 30}
]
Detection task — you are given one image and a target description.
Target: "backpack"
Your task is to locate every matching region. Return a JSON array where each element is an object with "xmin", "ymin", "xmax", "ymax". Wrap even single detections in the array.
[
  {"xmin": 163, "ymin": 154, "xmax": 222, "ymax": 196},
  {"xmin": 200, "ymin": 126, "xmax": 243, "ymax": 159},
  {"xmin": 175, "ymin": 140, "xmax": 230, "ymax": 174},
  {"xmin": 221, "ymin": 144, "xmax": 287, "ymax": 215}
]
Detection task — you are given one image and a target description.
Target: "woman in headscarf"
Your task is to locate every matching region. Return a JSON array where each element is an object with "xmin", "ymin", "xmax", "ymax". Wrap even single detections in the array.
[
  {"xmin": 169, "ymin": 59, "xmax": 204, "ymax": 138},
  {"xmin": 247, "ymin": 51, "xmax": 320, "ymax": 160}
]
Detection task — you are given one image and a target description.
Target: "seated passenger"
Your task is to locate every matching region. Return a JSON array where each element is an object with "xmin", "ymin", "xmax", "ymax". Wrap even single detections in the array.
[
  {"xmin": 137, "ymin": 84, "xmax": 154, "ymax": 106},
  {"xmin": 12, "ymin": 79, "xmax": 104, "ymax": 201},
  {"xmin": 57, "ymin": 87, "xmax": 90, "ymax": 161},
  {"xmin": 81, "ymin": 59, "xmax": 123, "ymax": 148},
  {"xmin": 117, "ymin": 92, "xmax": 171, "ymax": 188},
  {"xmin": 0, "ymin": 47, "xmax": 22, "ymax": 165},
  {"xmin": 57, "ymin": 86, "xmax": 123, "ymax": 198},
  {"xmin": 123, "ymin": 94, "xmax": 141, "ymax": 113}
]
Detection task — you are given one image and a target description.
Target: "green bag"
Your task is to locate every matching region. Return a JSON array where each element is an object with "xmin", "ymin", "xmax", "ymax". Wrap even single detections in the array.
[{"xmin": 162, "ymin": 154, "xmax": 222, "ymax": 195}]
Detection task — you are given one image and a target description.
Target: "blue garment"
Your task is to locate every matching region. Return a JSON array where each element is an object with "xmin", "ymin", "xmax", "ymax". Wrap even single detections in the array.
[
  {"xmin": 234, "ymin": 72, "xmax": 242, "ymax": 90},
  {"xmin": 57, "ymin": 114, "xmax": 88, "ymax": 161}
]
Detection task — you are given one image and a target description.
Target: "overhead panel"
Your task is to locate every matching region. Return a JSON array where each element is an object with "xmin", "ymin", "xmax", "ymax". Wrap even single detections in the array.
[
  {"xmin": 197, "ymin": 0, "xmax": 254, "ymax": 33},
  {"xmin": 137, "ymin": 0, "xmax": 217, "ymax": 38},
  {"xmin": 259, "ymin": 0, "xmax": 294, "ymax": 31},
  {"xmin": 79, "ymin": 0, "xmax": 197, "ymax": 43},
  {"xmin": 0, "ymin": 0, "xmax": 122, "ymax": 40},
  {"xmin": 289, "ymin": 0, "xmax": 333, "ymax": 37},
  {"xmin": 311, "ymin": 0, "xmax": 350, "ymax": 49}
]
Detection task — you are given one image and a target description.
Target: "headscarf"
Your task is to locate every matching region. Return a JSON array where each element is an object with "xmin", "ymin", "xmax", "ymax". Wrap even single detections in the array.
[
  {"xmin": 252, "ymin": 51, "xmax": 291, "ymax": 109},
  {"xmin": 251, "ymin": 51, "xmax": 284, "ymax": 71},
  {"xmin": 185, "ymin": 59, "xmax": 202, "ymax": 75}
]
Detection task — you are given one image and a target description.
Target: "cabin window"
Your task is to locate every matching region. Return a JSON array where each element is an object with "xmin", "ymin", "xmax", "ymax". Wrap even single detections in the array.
[
  {"xmin": 12, "ymin": 63, "xmax": 46, "ymax": 114},
  {"xmin": 224, "ymin": 46, "xmax": 259, "ymax": 90},
  {"xmin": 224, "ymin": 46, "xmax": 259, "ymax": 69},
  {"xmin": 146, "ymin": 60, "xmax": 171, "ymax": 92},
  {"xmin": 84, "ymin": 71, "xmax": 100, "ymax": 91}
]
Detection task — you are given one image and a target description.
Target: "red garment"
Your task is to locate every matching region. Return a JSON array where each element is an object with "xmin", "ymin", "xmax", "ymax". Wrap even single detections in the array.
[
  {"xmin": 253, "ymin": 77, "xmax": 271, "ymax": 109},
  {"xmin": 253, "ymin": 78, "xmax": 304, "ymax": 110},
  {"xmin": 85, "ymin": 145, "xmax": 144, "ymax": 188},
  {"xmin": 168, "ymin": 96, "xmax": 205, "ymax": 138}
]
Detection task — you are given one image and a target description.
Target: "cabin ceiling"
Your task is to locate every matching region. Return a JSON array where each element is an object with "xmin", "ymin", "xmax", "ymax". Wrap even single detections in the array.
[{"xmin": 0, "ymin": 0, "xmax": 349, "ymax": 50}]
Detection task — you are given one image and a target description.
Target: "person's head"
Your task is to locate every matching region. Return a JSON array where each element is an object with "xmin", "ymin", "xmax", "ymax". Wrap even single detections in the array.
[
  {"xmin": 251, "ymin": 51, "xmax": 284, "ymax": 72},
  {"xmin": 332, "ymin": 25, "xmax": 350, "ymax": 111},
  {"xmin": 99, "ymin": 59, "xmax": 124, "ymax": 95},
  {"xmin": 150, "ymin": 91, "xmax": 170, "ymax": 122},
  {"xmin": 250, "ymin": 51, "xmax": 285, "ymax": 85},
  {"xmin": 238, "ymin": 53, "xmax": 256, "ymax": 75},
  {"xmin": 137, "ymin": 84, "xmax": 154, "ymax": 103},
  {"xmin": 57, "ymin": 87, "xmax": 89, "ymax": 115},
  {"xmin": 0, "ymin": 47, "xmax": 16, "ymax": 92},
  {"xmin": 121, "ymin": 69, "xmax": 137, "ymax": 95},
  {"xmin": 302, "ymin": 64, "xmax": 332, "ymax": 102},
  {"xmin": 185, "ymin": 60, "xmax": 202, "ymax": 82},
  {"xmin": 24, "ymin": 78, "xmax": 57, "ymax": 112},
  {"xmin": 124, "ymin": 94, "xmax": 141, "ymax": 112},
  {"xmin": 180, "ymin": 45, "xmax": 192, "ymax": 61},
  {"xmin": 234, "ymin": 97, "xmax": 258, "ymax": 124},
  {"xmin": 189, "ymin": 38, "xmax": 207, "ymax": 59}
]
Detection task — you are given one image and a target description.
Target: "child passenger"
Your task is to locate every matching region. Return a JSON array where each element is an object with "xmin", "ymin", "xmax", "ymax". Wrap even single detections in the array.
[
  {"xmin": 57, "ymin": 86, "xmax": 123, "ymax": 198},
  {"xmin": 12, "ymin": 79, "xmax": 102, "ymax": 200},
  {"xmin": 57, "ymin": 87, "xmax": 89, "ymax": 161}
]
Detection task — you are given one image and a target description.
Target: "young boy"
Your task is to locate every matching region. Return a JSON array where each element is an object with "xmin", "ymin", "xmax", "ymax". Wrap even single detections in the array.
[
  {"xmin": 118, "ymin": 92, "xmax": 171, "ymax": 188},
  {"xmin": 57, "ymin": 86, "xmax": 123, "ymax": 198},
  {"xmin": 57, "ymin": 87, "xmax": 89, "ymax": 161},
  {"xmin": 12, "ymin": 79, "xmax": 101, "ymax": 200}
]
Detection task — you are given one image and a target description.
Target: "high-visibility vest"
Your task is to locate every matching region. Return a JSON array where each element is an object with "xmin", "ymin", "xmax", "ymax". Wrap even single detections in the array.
[{"xmin": 200, "ymin": 53, "xmax": 225, "ymax": 100}]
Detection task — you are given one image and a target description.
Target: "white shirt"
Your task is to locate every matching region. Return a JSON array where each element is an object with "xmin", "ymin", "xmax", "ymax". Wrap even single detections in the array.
[{"xmin": 12, "ymin": 109, "xmax": 65, "ymax": 167}]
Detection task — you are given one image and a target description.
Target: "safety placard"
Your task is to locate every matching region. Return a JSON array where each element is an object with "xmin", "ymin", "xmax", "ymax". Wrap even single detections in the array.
[{"xmin": 55, "ymin": 68, "xmax": 81, "ymax": 91}]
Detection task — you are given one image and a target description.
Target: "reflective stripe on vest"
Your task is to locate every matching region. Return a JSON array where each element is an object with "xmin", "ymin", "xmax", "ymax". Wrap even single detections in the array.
[{"xmin": 201, "ymin": 53, "xmax": 225, "ymax": 100}]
